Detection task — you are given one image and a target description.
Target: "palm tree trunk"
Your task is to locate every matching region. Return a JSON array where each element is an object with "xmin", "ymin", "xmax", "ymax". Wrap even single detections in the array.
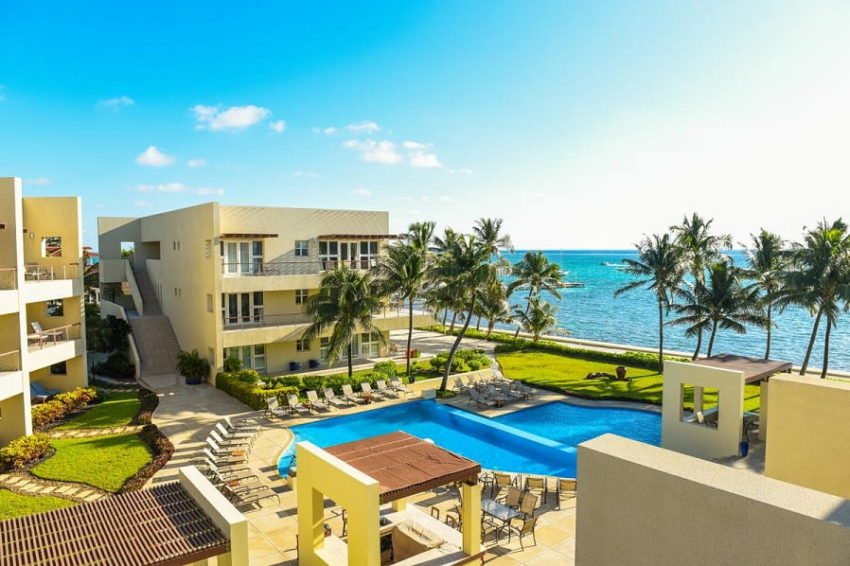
[
  {"xmin": 347, "ymin": 343, "xmax": 353, "ymax": 379},
  {"xmin": 764, "ymin": 302, "xmax": 772, "ymax": 359},
  {"xmin": 475, "ymin": 315, "xmax": 481, "ymax": 332},
  {"xmin": 691, "ymin": 329, "xmax": 703, "ymax": 360},
  {"xmin": 487, "ymin": 319, "xmax": 495, "ymax": 337},
  {"xmin": 657, "ymin": 299, "xmax": 664, "ymax": 371},
  {"xmin": 441, "ymin": 309, "xmax": 448, "ymax": 326},
  {"xmin": 706, "ymin": 320, "xmax": 718, "ymax": 357},
  {"xmin": 821, "ymin": 315, "xmax": 832, "ymax": 379},
  {"xmin": 449, "ymin": 310, "xmax": 458, "ymax": 333},
  {"xmin": 513, "ymin": 294, "xmax": 533, "ymax": 338},
  {"xmin": 800, "ymin": 306, "xmax": 823, "ymax": 375},
  {"xmin": 406, "ymin": 300, "xmax": 414, "ymax": 383},
  {"xmin": 440, "ymin": 300, "xmax": 475, "ymax": 391}
]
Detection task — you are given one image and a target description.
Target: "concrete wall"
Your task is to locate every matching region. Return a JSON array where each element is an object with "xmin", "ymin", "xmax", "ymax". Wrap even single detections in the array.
[
  {"xmin": 662, "ymin": 360, "xmax": 745, "ymax": 460},
  {"xmin": 576, "ymin": 434, "xmax": 850, "ymax": 566},
  {"xmin": 0, "ymin": 178, "xmax": 21, "ymax": 270},
  {"xmin": 766, "ymin": 375, "xmax": 850, "ymax": 499}
]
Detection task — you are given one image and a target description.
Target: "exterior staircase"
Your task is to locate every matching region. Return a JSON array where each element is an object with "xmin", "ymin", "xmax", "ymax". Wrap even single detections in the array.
[{"xmin": 128, "ymin": 267, "xmax": 181, "ymax": 378}]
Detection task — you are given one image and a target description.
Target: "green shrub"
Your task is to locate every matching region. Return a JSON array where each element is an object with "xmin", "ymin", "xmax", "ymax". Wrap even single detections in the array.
[
  {"xmin": 31, "ymin": 387, "xmax": 98, "ymax": 429},
  {"xmin": 373, "ymin": 361, "xmax": 398, "ymax": 379},
  {"xmin": 429, "ymin": 349, "xmax": 490, "ymax": 373},
  {"xmin": 0, "ymin": 434, "xmax": 52, "ymax": 471},
  {"xmin": 176, "ymin": 349, "xmax": 210, "ymax": 385},
  {"xmin": 223, "ymin": 357, "xmax": 243, "ymax": 372},
  {"xmin": 91, "ymin": 352, "xmax": 135, "ymax": 380},
  {"xmin": 234, "ymin": 369, "xmax": 261, "ymax": 384},
  {"xmin": 215, "ymin": 372, "xmax": 299, "ymax": 410}
]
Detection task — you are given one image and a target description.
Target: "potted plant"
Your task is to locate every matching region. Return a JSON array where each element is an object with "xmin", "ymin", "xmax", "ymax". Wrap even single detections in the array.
[{"xmin": 176, "ymin": 349, "xmax": 210, "ymax": 385}]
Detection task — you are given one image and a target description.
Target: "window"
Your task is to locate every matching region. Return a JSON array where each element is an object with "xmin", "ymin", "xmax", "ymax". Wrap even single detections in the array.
[
  {"xmin": 50, "ymin": 361, "xmax": 67, "ymax": 375},
  {"xmin": 359, "ymin": 241, "xmax": 379, "ymax": 269},
  {"xmin": 320, "ymin": 337, "xmax": 331, "ymax": 361},
  {"xmin": 46, "ymin": 299, "xmax": 64, "ymax": 317},
  {"xmin": 295, "ymin": 289, "xmax": 308, "ymax": 305},
  {"xmin": 681, "ymin": 384, "xmax": 720, "ymax": 428},
  {"xmin": 318, "ymin": 241, "xmax": 339, "ymax": 270},
  {"xmin": 223, "ymin": 344, "xmax": 266, "ymax": 373},
  {"xmin": 296, "ymin": 339, "xmax": 311, "ymax": 352},
  {"xmin": 222, "ymin": 292, "xmax": 263, "ymax": 325},
  {"xmin": 359, "ymin": 331, "xmax": 381, "ymax": 357},
  {"xmin": 295, "ymin": 240, "xmax": 309, "ymax": 257},
  {"xmin": 221, "ymin": 240, "xmax": 264, "ymax": 275},
  {"xmin": 42, "ymin": 236, "xmax": 62, "ymax": 257}
]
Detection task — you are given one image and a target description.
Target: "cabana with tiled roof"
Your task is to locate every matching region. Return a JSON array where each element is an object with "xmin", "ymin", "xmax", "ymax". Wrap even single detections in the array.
[
  {"xmin": 297, "ymin": 431, "xmax": 484, "ymax": 566},
  {"xmin": 0, "ymin": 466, "xmax": 248, "ymax": 566}
]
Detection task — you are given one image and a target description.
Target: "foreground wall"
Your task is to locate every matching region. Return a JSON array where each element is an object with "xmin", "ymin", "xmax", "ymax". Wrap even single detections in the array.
[
  {"xmin": 576, "ymin": 434, "xmax": 850, "ymax": 565},
  {"xmin": 766, "ymin": 375, "xmax": 850, "ymax": 500}
]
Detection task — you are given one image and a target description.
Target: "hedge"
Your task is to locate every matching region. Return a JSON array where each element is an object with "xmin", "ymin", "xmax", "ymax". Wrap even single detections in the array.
[
  {"xmin": 132, "ymin": 387, "xmax": 158, "ymax": 426},
  {"xmin": 31, "ymin": 387, "xmax": 99, "ymax": 429},
  {"xmin": 421, "ymin": 325, "xmax": 686, "ymax": 371},
  {"xmin": 429, "ymin": 349, "xmax": 491, "ymax": 373},
  {"xmin": 120, "ymin": 425, "xmax": 174, "ymax": 492},
  {"xmin": 0, "ymin": 434, "xmax": 52, "ymax": 471},
  {"xmin": 215, "ymin": 370, "xmax": 300, "ymax": 410}
]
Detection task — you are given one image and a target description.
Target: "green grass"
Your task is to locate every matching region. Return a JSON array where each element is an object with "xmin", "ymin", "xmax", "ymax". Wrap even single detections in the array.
[
  {"xmin": 0, "ymin": 489, "xmax": 75, "ymax": 520},
  {"xmin": 53, "ymin": 391, "xmax": 141, "ymax": 430},
  {"xmin": 31, "ymin": 433, "xmax": 152, "ymax": 492},
  {"xmin": 497, "ymin": 351, "xmax": 761, "ymax": 412}
]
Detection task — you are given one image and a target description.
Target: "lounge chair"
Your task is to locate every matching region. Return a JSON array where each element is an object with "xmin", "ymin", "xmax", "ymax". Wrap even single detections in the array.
[
  {"xmin": 524, "ymin": 476, "xmax": 547, "ymax": 504},
  {"xmin": 389, "ymin": 378, "xmax": 413, "ymax": 397},
  {"xmin": 306, "ymin": 390, "xmax": 330, "ymax": 411},
  {"xmin": 206, "ymin": 460, "xmax": 258, "ymax": 484},
  {"xmin": 209, "ymin": 429, "xmax": 252, "ymax": 453},
  {"xmin": 342, "ymin": 384, "xmax": 367, "ymax": 404},
  {"xmin": 323, "ymin": 388, "xmax": 348, "ymax": 409},
  {"xmin": 453, "ymin": 376, "xmax": 472, "ymax": 395},
  {"xmin": 206, "ymin": 438, "xmax": 248, "ymax": 460},
  {"xmin": 223, "ymin": 484, "xmax": 281, "ymax": 508},
  {"xmin": 203, "ymin": 447, "xmax": 246, "ymax": 466},
  {"xmin": 265, "ymin": 397, "xmax": 289, "ymax": 419},
  {"xmin": 555, "ymin": 478, "xmax": 577, "ymax": 509},
  {"xmin": 360, "ymin": 382, "xmax": 386, "ymax": 401},
  {"xmin": 376, "ymin": 380, "xmax": 399, "ymax": 398},
  {"xmin": 287, "ymin": 394, "xmax": 311, "ymax": 416},
  {"xmin": 215, "ymin": 421, "xmax": 256, "ymax": 442},
  {"xmin": 468, "ymin": 389, "xmax": 497, "ymax": 409},
  {"xmin": 223, "ymin": 415, "xmax": 262, "ymax": 434},
  {"xmin": 31, "ymin": 381, "xmax": 60, "ymax": 398}
]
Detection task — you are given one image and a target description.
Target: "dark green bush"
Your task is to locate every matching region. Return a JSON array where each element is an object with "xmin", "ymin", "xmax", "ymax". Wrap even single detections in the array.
[
  {"xmin": 91, "ymin": 352, "xmax": 135, "ymax": 380},
  {"xmin": 372, "ymin": 361, "xmax": 398, "ymax": 378},
  {"xmin": 223, "ymin": 357, "xmax": 243, "ymax": 372},
  {"xmin": 429, "ymin": 349, "xmax": 490, "ymax": 373},
  {"xmin": 215, "ymin": 372, "xmax": 299, "ymax": 410},
  {"xmin": 234, "ymin": 369, "xmax": 261, "ymax": 384}
]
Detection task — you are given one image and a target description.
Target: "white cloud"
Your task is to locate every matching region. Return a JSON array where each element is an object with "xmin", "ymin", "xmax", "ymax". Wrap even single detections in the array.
[
  {"xmin": 269, "ymin": 120, "xmax": 286, "ymax": 133},
  {"xmin": 196, "ymin": 187, "xmax": 225, "ymax": 195},
  {"xmin": 98, "ymin": 96, "xmax": 134, "ymax": 111},
  {"xmin": 24, "ymin": 177, "xmax": 51, "ymax": 186},
  {"xmin": 133, "ymin": 199, "xmax": 151, "ymax": 208},
  {"xmin": 439, "ymin": 196, "xmax": 454, "ymax": 203},
  {"xmin": 135, "ymin": 182, "xmax": 186, "ymax": 193},
  {"xmin": 192, "ymin": 104, "xmax": 271, "ymax": 131},
  {"xmin": 187, "ymin": 158, "xmax": 206, "ymax": 168},
  {"xmin": 342, "ymin": 139, "xmax": 402, "ymax": 164},
  {"xmin": 408, "ymin": 150, "xmax": 443, "ymax": 168},
  {"xmin": 350, "ymin": 188, "xmax": 372, "ymax": 197},
  {"xmin": 136, "ymin": 146, "xmax": 176, "ymax": 167},
  {"xmin": 291, "ymin": 170, "xmax": 320, "ymax": 179},
  {"xmin": 402, "ymin": 140, "xmax": 427, "ymax": 150},
  {"xmin": 345, "ymin": 121, "xmax": 380, "ymax": 133}
]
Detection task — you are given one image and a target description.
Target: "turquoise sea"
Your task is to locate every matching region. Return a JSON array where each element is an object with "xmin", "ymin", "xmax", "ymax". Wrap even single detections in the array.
[{"xmin": 493, "ymin": 250, "xmax": 850, "ymax": 372}]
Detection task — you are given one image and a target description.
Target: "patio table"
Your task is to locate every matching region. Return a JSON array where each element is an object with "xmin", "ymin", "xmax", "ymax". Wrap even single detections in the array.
[{"xmin": 481, "ymin": 498, "xmax": 521, "ymax": 523}]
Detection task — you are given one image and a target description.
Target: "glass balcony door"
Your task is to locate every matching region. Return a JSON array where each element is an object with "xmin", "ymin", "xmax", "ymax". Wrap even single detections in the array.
[
  {"xmin": 339, "ymin": 241, "xmax": 359, "ymax": 268},
  {"xmin": 222, "ymin": 292, "xmax": 264, "ymax": 326},
  {"xmin": 222, "ymin": 240, "xmax": 263, "ymax": 274}
]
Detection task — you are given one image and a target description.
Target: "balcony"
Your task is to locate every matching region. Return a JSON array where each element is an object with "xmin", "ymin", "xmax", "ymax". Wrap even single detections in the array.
[
  {"xmin": 0, "ymin": 268, "xmax": 18, "ymax": 315},
  {"xmin": 24, "ymin": 263, "xmax": 79, "ymax": 281},
  {"xmin": 220, "ymin": 259, "xmax": 379, "ymax": 292},
  {"xmin": 26, "ymin": 323, "xmax": 84, "ymax": 371},
  {"xmin": 0, "ymin": 268, "xmax": 16, "ymax": 290},
  {"xmin": 27, "ymin": 322, "xmax": 82, "ymax": 352},
  {"xmin": 22, "ymin": 263, "xmax": 82, "ymax": 302},
  {"xmin": 0, "ymin": 349, "xmax": 21, "ymax": 373}
]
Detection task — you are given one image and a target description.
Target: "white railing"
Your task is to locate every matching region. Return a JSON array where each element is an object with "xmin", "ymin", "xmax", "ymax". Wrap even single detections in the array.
[
  {"xmin": 220, "ymin": 258, "xmax": 379, "ymax": 276},
  {"xmin": 24, "ymin": 263, "xmax": 78, "ymax": 281},
  {"xmin": 27, "ymin": 323, "xmax": 81, "ymax": 350},
  {"xmin": 221, "ymin": 304, "xmax": 422, "ymax": 331},
  {"xmin": 0, "ymin": 268, "xmax": 16, "ymax": 290},
  {"xmin": 0, "ymin": 350, "xmax": 21, "ymax": 372}
]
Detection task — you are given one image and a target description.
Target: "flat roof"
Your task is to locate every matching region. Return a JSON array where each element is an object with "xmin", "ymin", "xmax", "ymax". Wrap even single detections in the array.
[
  {"xmin": 693, "ymin": 353, "xmax": 793, "ymax": 383},
  {"xmin": 0, "ymin": 482, "xmax": 228, "ymax": 566},
  {"xmin": 220, "ymin": 232, "xmax": 279, "ymax": 238},
  {"xmin": 317, "ymin": 233, "xmax": 404, "ymax": 239},
  {"xmin": 325, "ymin": 431, "xmax": 481, "ymax": 503}
]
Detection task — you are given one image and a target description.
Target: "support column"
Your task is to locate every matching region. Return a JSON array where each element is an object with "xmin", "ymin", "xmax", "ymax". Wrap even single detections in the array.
[
  {"xmin": 461, "ymin": 481, "xmax": 482, "ymax": 556},
  {"xmin": 759, "ymin": 381, "xmax": 769, "ymax": 442},
  {"xmin": 694, "ymin": 386, "xmax": 704, "ymax": 415},
  {"xmin": 391, "ymin": 497, "xmax": 408, "ymax": 511}
]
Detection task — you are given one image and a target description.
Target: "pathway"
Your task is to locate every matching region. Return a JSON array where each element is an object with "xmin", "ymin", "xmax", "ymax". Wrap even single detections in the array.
[{"xmin": 0, "ymin": 471, "xmax": 108, "ymax": 504}]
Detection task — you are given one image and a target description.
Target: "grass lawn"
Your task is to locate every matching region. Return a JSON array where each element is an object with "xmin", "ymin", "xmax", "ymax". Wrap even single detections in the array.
[
  {"xmin": 497, "ymin": 351, "xmax": 761, "ymax": 412},
  {"xmin": 53, "ymin": 391, "xmax": 141, "ymax": 430},
  {"xmin": 31, "ymin": 433, "xmax": 152, "ymax": 492},
  {"xmin": 0, "ymin": 489, "xmax": 75, "ymax": 520}
]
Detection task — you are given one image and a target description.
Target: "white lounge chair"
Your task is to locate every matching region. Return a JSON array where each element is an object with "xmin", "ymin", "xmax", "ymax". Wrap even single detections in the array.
[
  {"xmin": 306, "ymin": 390, "xmax": 330, "ymax": 411},
  {"xmin": 342, "ymin": 384, "xmax": 367, "ymax": 404},
  {"xmin": 376, "ymin": 380, "xmax": 399, "ymax": 398},
  {"xmin": 265, "ymin": 397, "xmax": 288, "ymax": 419},
  {"xmin": 287, "ymin": 394, "xmax": 311, "ymax": 416},
  {"xmin": 360, "ymin": 382, "xmax": 386, "ymax": 401},
  {"xmin": 323, "ymin": 387, "xmax": 348, "ymax": 409},
  {"xmin": 389, "ymin": 378, "xmax": 413, "ymax": 397},
  {"xmin": 209, "ymin": 429, "xmax": 252, "ymax": 453}
]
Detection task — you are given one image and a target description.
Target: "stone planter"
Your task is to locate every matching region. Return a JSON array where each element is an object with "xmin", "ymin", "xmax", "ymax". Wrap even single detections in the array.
[{"xmin": 422, "ymin": 389, "xmax": 436, "ymax": 400}]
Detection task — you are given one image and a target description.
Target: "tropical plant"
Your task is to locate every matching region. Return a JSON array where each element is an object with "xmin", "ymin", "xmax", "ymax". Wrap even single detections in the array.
[
  {"xmin": 742, "ymin": 229, "xmax": 788, "ymax": 359},
  {"xmin": 478, "ymin": 278, "xmax": 513, "ymax": 336},
  {"xmin": 512, "ymin": 297, "xmax": 559, "ymax": 342},
  {"xmin": 176, "ymin": 349, "xmax": 210, "ymax": 385},
  {"xmin": 615, "ymin": 233, "xmax": 685, "ymax": 370},
  {"xmin": 301, "ymin": 264, "xmax": 386, "ymax": 378},
  {"xmin": 669, "ymin": 262, "xmax": 768, "ymax": 357},
  {"xmin": 508, "ymin": 250, "xmax": 563, "ymax": 338},
  {"xmin": 670, "ymin": 213, "xmax": 732, "ymax": 359},
  {"xmin": 777, "ymin": 219, "xmax": 850, "ymax": 377}
]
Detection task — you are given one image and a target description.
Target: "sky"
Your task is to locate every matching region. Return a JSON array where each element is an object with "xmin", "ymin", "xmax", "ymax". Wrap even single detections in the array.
[{"xmin": 2, "ymin": 1, "xmax": 850, "ymax": 250}]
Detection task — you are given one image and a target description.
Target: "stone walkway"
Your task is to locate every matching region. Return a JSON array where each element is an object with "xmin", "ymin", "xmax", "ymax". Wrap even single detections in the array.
[
  {"xmin": 0, "ymin": 472, "xmax": 108, "ymax": 503},
  {"xmin": 46, "ymin": 425, "xmax": 144, "ymax": 439}
]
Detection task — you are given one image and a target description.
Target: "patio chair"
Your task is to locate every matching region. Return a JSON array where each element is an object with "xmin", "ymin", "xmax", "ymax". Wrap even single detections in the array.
[
  {"xmin": 555, "ymin": 478, "xmax": 577, "ymax": 509},
  {"xmin": 287, "ymin": 394, "xmax": 311, "ymax": 416},
  {"xmin": 209, "ymin": 429, "xmax": 252, "ymax": 453},
  {"xmin": 499, "ymin": 515, "xmax": 539, "ymax": 549},
  {"xmin": 322, "ymin": 387, "xmax": 348, "ymax": 409},
  {"xmin": 468, "ymin": 389, "xmax": 497, "ymax": 409},
  {"xmin": 360, "ymin": 382, "xmax": 386, "ymax": 401},
  {"xmin": 376, "ymin": 380, "xmax": 399, "ymax": 398},
  {"xmin": 453, "ymin": 376, "xmax": 471, "ymax": 394},
  {"xmin": 492, "ymin": 471, "xmax": 514, "ymax": 500},
  {"xmin": 518, "ymin": 492, "xmax": 539, "ymax": 519},
  {"xmin": 524, "ymin": 476, "xmax": 547, "ymax": 504},
  {"xmin": 389, "ymin": 378, "xmax": 413, "ymax": 397},
  {"xmin": 223, "ymin": 484, "xmax": 281, "ymax": 508},
  {"xmin": 505, "ymin": 486, "xmax": 522, "ymax": 509},
  {"xmin": 342, "ymin": 384, "xmax": 367, "ymax": 404},
  {"xmin": 265, "ymin": 397, "xmax": 289, "ymax": 419},
  {"xmin": 306, "ymin": 390, "xmax": 330, "ymax": 411}
]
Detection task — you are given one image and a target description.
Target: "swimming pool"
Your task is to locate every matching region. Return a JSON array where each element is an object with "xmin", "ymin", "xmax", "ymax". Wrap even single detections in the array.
[{"xmin": 278, "ymin": 400, "xmax": 660, "ymax": 478}]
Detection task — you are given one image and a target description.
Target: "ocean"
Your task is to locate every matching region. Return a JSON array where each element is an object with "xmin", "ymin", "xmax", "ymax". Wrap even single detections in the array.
[{"xmin": 491, "ymin": 250, "xmax": 850, "ymax": 372}]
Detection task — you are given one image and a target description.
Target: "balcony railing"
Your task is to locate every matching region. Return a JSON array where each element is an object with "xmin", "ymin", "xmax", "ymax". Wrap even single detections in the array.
[
  {"xmin": 0, "ymin": 350, "xmax": 21, "ymax": 372},
  {"xmin": 220, "ymin": 259, "xmax": 379, "ymax": 276},
  {"xmin": 27, "ymin": 323, "xmax": 81, "ymax": 351},
  {"xmin": 222, "ymin": 304, "xmax": 421, "ymax": 331},
  {"xmin": 24, "ymin": 263, "xmax": 79, "ymax": 281},
  {"xmin": 0, "ymin": 268, "xmax": 15, "ymax": 290}
]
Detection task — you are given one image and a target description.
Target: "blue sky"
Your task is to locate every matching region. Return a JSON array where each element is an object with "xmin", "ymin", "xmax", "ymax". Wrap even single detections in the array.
[{"xmin": 2, "ymin": 2, "xmax": 849, "ymax": 249}]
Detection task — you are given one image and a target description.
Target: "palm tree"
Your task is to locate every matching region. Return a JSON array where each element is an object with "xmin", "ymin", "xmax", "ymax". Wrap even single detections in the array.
[
  {"xmin": 301, "ymin": 265, "xmax": 385, "ymax": 378},
  {"xmin": 376, "ymin": 241, "xmax": 430, "ymax": 382},
  {"xmin": 671, "ymin": 213, "xmax": 732, "ymax": 359},
  {"xmin": 507, "ymin": 251, "xmax": 563, "ymax": 338},
  {"xmin": 777, "ymin": 219, "xmax": 850, "ymax": 377},
  {"xmin": 512, "ymin": 297, "xmax": 558, "ymax": 342},
  {"xmin": 407, "ymin": 221, "xmax": 436, "ymax": 253},
  {"xmin": 615, "ymin": 233, "xmax": 685, "ymax": 370},
  {"xmin": 432, "ymin": 233, "xmax": 498, "ymax": 391},
  {"xmin": 669, "ymin": 262, "xmax": 768, "ymax": 357},
  {"xmin": 473, "ymin": 217, "xmax": 514, "ymax": 257},
  {"xmin": 477, "ymin": 278, "xmax": 512, "ymax": 336},
  {"xmin": 742, "ymin": 229, "xmax": 787, "ymax": 359}
]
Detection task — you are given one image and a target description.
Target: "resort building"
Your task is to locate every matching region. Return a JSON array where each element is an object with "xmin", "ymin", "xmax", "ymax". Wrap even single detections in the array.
[
  {"xmin": 0, "ymin": 177, "xmax": 88, "ymax": 446},
  {"xmin": 97, "ymin": 202, "xmax": 432, "ymax": 380}
]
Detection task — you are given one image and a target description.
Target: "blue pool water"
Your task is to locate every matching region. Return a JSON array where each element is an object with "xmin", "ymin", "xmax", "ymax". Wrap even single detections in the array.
[{"xmin": 278, "ymin": 400, "xmax": 660, "ymax": 478}]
